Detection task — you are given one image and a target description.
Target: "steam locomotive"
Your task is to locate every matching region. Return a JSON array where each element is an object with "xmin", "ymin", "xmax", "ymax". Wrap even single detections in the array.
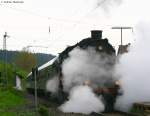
[{"xmin": 26, "ymin": 30, "xmax": 119, "ymax": 112}]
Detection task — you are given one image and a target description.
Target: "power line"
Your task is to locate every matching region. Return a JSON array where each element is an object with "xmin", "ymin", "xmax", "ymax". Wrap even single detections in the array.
[
  {"xmin": 0, "ymin": 3, "xmax": 114, "ymax": 54},
  {"xmin": 0, "ymin": 3, "xmax": 107, "ymax": 41},
  {"xmin": 0, "ymin": 3, "xmax": 111, "ymax": 26},
  {"xmin": 0, "ymin": 4, "xmax": 79, "ymax": 23}
]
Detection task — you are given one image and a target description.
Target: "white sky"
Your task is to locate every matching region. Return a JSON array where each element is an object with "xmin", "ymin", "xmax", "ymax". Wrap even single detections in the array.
[{"xmin": 0, "ymin": 0, "xmax": 149, "ymax": 54}]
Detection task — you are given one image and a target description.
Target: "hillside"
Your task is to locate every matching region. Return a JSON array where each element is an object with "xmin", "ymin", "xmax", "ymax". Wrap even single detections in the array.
[{"xmin": 0, "ymin": 50, "xmax": 55, "ymax": 67}]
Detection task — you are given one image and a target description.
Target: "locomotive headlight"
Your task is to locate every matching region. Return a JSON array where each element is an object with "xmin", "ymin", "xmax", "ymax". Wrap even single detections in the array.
[
  {"xmin": 115, "ymin": 80, "xmax": 121, "ymax": 86},
  {"xmin": 84, "ymin": 80, "xmax": 91, "ymax": 86},
  {"xmin": 98, "ymin": 46, "xmax": 103, "ymax": 50}
]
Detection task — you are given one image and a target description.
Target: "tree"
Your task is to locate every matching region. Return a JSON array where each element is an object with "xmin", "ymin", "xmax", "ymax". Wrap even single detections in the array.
[
  {"xmin": 0, "ymin": 61, "xmax": 16, "ymax": 86},
  {"xmin": 14, "ymin": 51, "xmax": 37, "ymax": 73}
]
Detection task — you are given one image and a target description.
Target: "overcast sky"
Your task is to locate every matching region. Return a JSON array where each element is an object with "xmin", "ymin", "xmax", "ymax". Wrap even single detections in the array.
[{"xmin": 0, "ymin": 0, "xmax": 149, "ymax": 54}]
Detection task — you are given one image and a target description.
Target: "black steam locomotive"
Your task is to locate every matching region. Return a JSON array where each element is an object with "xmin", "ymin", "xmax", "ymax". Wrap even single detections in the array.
[{"xmin": 26, "ymin": 30, "xmax": 119, "ymax": 112}]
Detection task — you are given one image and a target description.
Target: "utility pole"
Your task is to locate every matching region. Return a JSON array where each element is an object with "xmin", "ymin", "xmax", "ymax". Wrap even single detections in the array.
[
  {"xmin": 32, "ymin": 67, "xmax": 38, "ymax": 115},
  {"xmin": 49, "ymin": 26, "xmax": 50, "ymax": 33},
  {"xmin": 112, "ymin": 27, "xmax": 133, "ymax": 53},
  {"xmin": 3, "ymin": 32, "xmax": 10, "ymax": 87}
]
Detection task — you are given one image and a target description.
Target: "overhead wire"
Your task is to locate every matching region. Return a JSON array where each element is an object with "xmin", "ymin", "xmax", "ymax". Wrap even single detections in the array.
[
  {"xmin": 0, "ymin": 3, "xmax": 110, "ymax": 26},
  {"xmin": 0, "ymin": 2, "xmax": 112, "ymax": 53}
]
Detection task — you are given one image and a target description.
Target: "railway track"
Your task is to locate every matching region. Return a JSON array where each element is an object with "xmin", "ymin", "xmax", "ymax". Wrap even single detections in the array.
[
  {"xmin": 27, "ymin": 93, "xmax": 143, "ymax": 116},
  {"xmin": 90, "ymin": 111, "xmax": 141, "ymax": 116}
]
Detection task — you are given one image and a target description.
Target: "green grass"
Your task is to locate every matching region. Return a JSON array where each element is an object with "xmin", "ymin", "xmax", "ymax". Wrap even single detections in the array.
[
  {"xmin": 0, "ymin": 89, "xmax": 25, "ymax": 108},
  {"xmin": 0, "ymin": 111, "xmax": 36, "ymax": 116},
  {"xmin": 0, "ymin": 88, "xmax": 35, "ymax": 116},
  {"xmin": 0, "ymin": 111, "xmax": 17, "ymax": 116}
]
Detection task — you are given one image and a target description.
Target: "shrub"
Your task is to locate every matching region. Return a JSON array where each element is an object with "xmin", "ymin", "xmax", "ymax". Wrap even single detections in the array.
[{"xmin": 38, "ymin": 105, "xmax": 49, "ymax": 116}]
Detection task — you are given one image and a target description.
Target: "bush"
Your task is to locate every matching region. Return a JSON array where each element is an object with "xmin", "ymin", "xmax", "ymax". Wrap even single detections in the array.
[{"xmin": 38, "ymin": 105, "xmax": 49, "ymax": 116}]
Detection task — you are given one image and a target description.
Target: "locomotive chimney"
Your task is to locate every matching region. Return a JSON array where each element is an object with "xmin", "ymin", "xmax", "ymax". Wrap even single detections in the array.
[{"xmin": 91, "ymin": 30, "xmax": 102, "ymax": 39}]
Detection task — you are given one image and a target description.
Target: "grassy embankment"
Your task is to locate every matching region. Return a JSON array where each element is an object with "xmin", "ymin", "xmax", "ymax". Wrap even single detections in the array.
[{"xmin": 0, "ymin": 88, "xmax": 36, "ymax": 116}]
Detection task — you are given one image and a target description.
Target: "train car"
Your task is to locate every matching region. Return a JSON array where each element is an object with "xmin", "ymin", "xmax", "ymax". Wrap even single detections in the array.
[
  {"xmin": 26, "ymin": 30, "xmax": 119, "ymax": 111},
  {"xmin": 26, "ymin": 57, "xmax": 58, "ymax": 96}
]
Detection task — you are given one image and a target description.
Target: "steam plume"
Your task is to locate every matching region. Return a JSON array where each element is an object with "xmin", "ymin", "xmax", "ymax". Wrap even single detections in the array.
[
  {"xmin": 59, "ymin": 47, "xmax": 116, "ymax": 114},
  {"xmin": 46, "ymin": 76, "xmax": 59, "ymax": 93},
  {"xmin": 115, "ymin": 22, "xmax": 150, "ymax": 111},
  {"xmin": 59, "ymin": 85, "xmax": 104, "ymax": 114},
  {"xmin": 62, "ymin": 47, "xmax": 116, "ymax": 92},
  {"xmin": 95, "ymin": 0, "xmax": 123, "ymax": 11}
]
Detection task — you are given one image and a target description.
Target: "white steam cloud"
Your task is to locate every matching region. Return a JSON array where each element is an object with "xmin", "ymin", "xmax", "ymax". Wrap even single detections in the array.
[
  {"xmin": 59, "ymin": 47, "xmax": 116, "ymax": 114},
  {"xmin": 115, "ymin": 22, "xmax": 150, "ymax": 111},
  {"xmin": 62, "ymin": 47, "xmax": 116, "ymax": 92},
  {"xmin": 95, "ymin": 0, "xmax": 123, "ymax": 11},
  {"xmin": 59, "ymin": 85, "xmax": 104, "ymax": 114},
  {"xmin": 46, "ymin": 76, "xmax": 59, "ymax": 93}
]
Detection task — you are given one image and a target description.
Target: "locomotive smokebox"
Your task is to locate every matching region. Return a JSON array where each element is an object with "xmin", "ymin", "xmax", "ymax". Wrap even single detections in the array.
[{"xmin": 91, "ymin": 30, "xmax": 102, "ymax": 39}]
